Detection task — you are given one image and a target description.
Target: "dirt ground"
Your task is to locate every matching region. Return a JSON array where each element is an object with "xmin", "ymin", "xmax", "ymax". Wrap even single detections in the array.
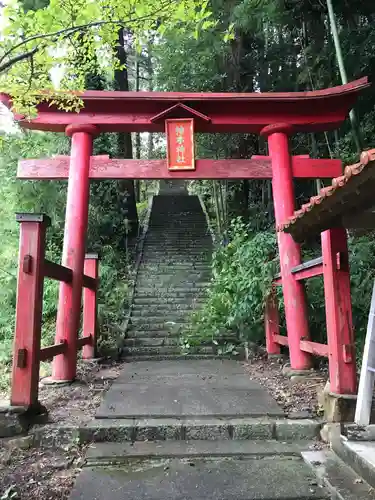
[
  {"xmin": 244, "ymin": 352, "xmax": 327, "ymax": 417},
  {"xmin": 0, "ymin": 355, "xmax": 326, "ymax": 499},
  {"xmin": 0, "ymin": 359, "xmax": 125, "ymax": 499}
]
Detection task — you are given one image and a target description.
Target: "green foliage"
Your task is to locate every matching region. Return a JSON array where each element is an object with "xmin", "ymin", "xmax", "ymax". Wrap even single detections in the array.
[
  {"xmin": 0, "ymin": 0, "xmax": 219, "ymax": 114},
  {"xmin": 348, "ymin": 234, "xmax": 375, "ymax": 360},
  {"xmin": 184, "ymin": 219, "xmax": 277, "ymax": 349}
]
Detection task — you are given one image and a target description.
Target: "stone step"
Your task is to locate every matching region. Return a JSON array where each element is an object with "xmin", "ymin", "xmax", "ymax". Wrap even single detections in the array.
[
  {"xmin": 133, "ymin": 297, "xmax": 206, "ymax": 304},
  {"xmin": 123, "ymin": 346, "xmax": 213, "ymax": 356},
  {"xmin": 124, "ymin": 336, "xmax": 233, "ymax": 347},
  {"xmin": 130, "ymin": 314, "xmax": 193, "ymax": 324},
  {"xmin": 332, "ymin": 435, "xmax": 375, "ymax": 489},
  {"xmin": 134, "ymin": 288, "xmax": 206, "ymax": 296},
  {"xmin": 140, "ymin": 262, "xmax": 210, "ymax": 266},
  {"xmin": 136, "ymin": 272, "xmax": 211, "ymax": 279},
  {"xmin": 141, "ymin": 251, "xmax": 211, "ymax": 256},
  {"xmin": 126, "ymin": 330, "xmax": 180, "ymax": 338},
  {"xmin": 148, "ymin": 214, "xmax": 207, "ymax": 218},
  {"xmin": 137, "ymin": 271, "xmax": 209, "ymax": 277},
  {"xmin": 124, "ymin": 337, "xmax": 181, "ymax": 347},
  {"xmin": 81, "ymin": 417, "xmax": 319, "ymax": 444},
  {"xmin": 85, "ymin": 439, "xmax": 314, "ymax": 465},
  {"xmin": 143, "ymin": 244, "xmax": 211, "ymax": 248},
  {"xmin": 143, "ymin": 240, "xmax": 211, "ymax": 245},
  {"xmin": 147, "ymin": 232, "xmax": 209, "ymax": 236},
  {"xmin": 146, "ymin": 231, "xmax": 210, "ymax": 234},
  {"xmin": 148, "ymin": 225, "xmax": 208, "ymax": 229},
  {"xmin": 302, "ymin": 449, "xmax": 374, "ymax": 500},
  {"xmin": 135, "ymin": 281, "xmax": 211, "ymax": 288},
  {"xmin": 141, "ymin": 253, "xmax": 211, "ymax": 258},
  {"xmin": 144, "ymin": 238, "xmax": 211, "ymax": 241},
  {"xmin": 135, "ymin": 281, "xmax": 209, "ymax": 288},
  {"xmin": 140, "ymin": 259, "xmax": 211, "ymax": 264},
  {"xmin": 132, "ymin": 295, "xmax": 206, "ymax": 303},
  {"xmin": 70, "ymin": 453, "xmax": 329, "ymax": 500},
  {"xmin": 142, "ymin": 253, "xmax": 211, "ymax": 257},
  {"xmin": 125, "ymin": 331, "xmax": 236, "ymax": 342},
  {"xmin": 134, "ymin": 289, "xmax": 208, "ymax": 297},
  {"xmin": 146, "ymin": 229, "xmax": 210, "ymax": 233},
  {"xmin": 149, "ymin": 214, "xmax": 206, "ymax": 218},
  {"xmin": 130, "ymin": 313, "xmax": 198, "ymax": 322},
  {"xmin": 139, "ymin": 264, "xmax": 211, "ymax": 269},
  {"xmin": 132, "ymin": 305, "xmax": 203, "ymax": 314},
  {"xmin": 138, "ymin": 274, "xmax": 209, "ymax": 279},
  {"xmin": 143, "ymin": 243, "xmax": 211, "ymax": 247},
  {"xmin": 121, "ymin": 353, "xmax": 225, "ymax": 362},
  {"xmin": 133, "ymin": 294, "xmax": 206, "ymax": 308},
  {"xmin": 144, "ymin": 236, "xmax": 210, "ymax": 239},
  {"xmin": 130, "ymin": 311, "xmax": 192, "ymax": 319},
  {"xmin": 134, "ymin": 286, "xmax": 208, "ymax": 294},
  {"xmin": 145, "ymin": 237, "xmax": 210, "ymax": 241},
  {"xmin": 128, "ymin": 320, "xmax": 186, "ymax": 330},
  {"xmin": 140, "ymin": 261, "xmax": 211, "ymax": 267},
  {"xmin": 143, "ymin": 241, "xmax": 211, "ymax": 246}
]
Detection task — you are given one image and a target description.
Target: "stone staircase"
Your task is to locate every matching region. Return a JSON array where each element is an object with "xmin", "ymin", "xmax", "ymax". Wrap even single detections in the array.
[
  {"xmin": 124, "ymin": 193, "xmax": 215, "ymax": 360},
  {"xmin": 69, "ymin": 359, "xmax": 334, "ymax": 500}
]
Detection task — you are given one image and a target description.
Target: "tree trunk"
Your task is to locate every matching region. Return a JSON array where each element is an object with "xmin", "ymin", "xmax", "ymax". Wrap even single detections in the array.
[
  {"xmin": 326, "ymin": 0, "xmax": 362, "ymax": 152},
  {"xmin": 134, "ymin": 53, "xmax": 141, "ymax": 202},
  {"xmin": 115, "ymin": 28, "xmax": 138, "ymax": 237},
  {"xmin": 146, "ymin": 42, "xmax": 154, "ymax": 159}
]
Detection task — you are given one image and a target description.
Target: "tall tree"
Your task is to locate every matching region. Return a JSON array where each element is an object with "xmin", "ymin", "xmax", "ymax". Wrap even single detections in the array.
[{"xmin": 114, "ymin": 29, "xmax": 139, "ymax": 237}]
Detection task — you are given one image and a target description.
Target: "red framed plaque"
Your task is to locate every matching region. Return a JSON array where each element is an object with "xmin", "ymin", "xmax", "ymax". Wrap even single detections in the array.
[{"xmin": 165, "ymin": 118, "xmax": 195, "ymax": 171}]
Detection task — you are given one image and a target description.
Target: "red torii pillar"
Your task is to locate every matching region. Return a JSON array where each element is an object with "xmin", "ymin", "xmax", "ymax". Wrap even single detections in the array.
[
  {"xmin": 52, "ymin": 124, "xmax": 98, "ymax": 382},
  {"xmin": 261, "ymin": 124, "xmax": 311, "ymax": 371}
]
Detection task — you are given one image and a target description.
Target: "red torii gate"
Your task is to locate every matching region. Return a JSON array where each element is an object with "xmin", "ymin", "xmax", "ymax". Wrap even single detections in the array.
[{"xmin": 1, "ymin": 77, "xmax": 369, "ymax": 407}]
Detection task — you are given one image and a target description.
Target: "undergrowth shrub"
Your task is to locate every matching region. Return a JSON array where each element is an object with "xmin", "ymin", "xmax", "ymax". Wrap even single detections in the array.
[
  {"xmin": 182, "ymin": 218, "xmax": 278, "ymax": 351},
  {"xmin": 183, "ymin": 218, "xmax": 375, "ymax": 366}
]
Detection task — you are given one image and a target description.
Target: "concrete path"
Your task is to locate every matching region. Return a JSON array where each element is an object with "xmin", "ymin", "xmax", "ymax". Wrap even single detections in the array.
[
  {"xmin": 69, "ymin": 359, "xmax": 329, "ymax": 499},
  {"xmin": 96, "ymin": 359, "xmax": 284, "ymax": 419}
]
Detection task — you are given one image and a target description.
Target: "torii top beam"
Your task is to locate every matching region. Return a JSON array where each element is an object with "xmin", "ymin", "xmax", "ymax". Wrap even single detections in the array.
[{"xmin": 1, "ymin": 77, "xmax": 369, "ymax": 134}]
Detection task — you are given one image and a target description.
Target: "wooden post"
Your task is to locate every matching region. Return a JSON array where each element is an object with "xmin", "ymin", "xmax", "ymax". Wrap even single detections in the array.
[
  {"xmin": 355, "ymin": 281, "xmax": 375, "ymax": 425},
  {"xmin": 52, "ymin": 124, "xmax": 98, "ymax": 382},
  {"xmin": 82, "ymin": 253, "xmax": 99, "ymax": 359},
  {"xmin": 265, "ymin": 288, "xmax": 281, "ymax": 355},
  {"xmin": 261, "ymin": 124, "xmax": 311, "ymax": 371},
  {"xmin": 321, "ymin": 228, "xmax": 356, "ymax": 394},
  {"xmin": 11, "ymin": 214, "xmax": 50, "ymax": 407}
]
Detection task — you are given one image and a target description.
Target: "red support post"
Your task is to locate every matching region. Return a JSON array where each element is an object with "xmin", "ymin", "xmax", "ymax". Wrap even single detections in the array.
[
  {"xmin": 321, "ymin": 228, "xmax": 356, "ymax": 394},
  {"xmin": 82, "ymin": 253, "xmax": 99, "ymax": 359},
  {"xmin": 11, "ymin": 214, "xmax": 50, "ymax": 407},
  {"xmin": 265, "ymin": 288, "xmax": 281, "ymax": 355},
  {"xmin": 261, "ymin": 124, "xmax": 311, "ymax": 371},
  {"xmin": 52, "ymin": 124, "xmax": 98, "ymax": 382}
]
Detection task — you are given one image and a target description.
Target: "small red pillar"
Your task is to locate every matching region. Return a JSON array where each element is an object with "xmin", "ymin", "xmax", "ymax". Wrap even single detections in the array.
[
  {"xmin": 321, "ymin": 228, "xmax": 356, "ymax": 394},
  {"xmin": 52, "ymin": 124, "xmax": 98, "ymax": 382},
  {"xmin": 261, "ymin": 124, "xmax": 311, "ymax": 370},
  {"xmin": 82, "ymin": 253, "xmax": 99, "ymax": 359},
  {"xmin": 265, "ymin": 287, "xmax": 281, "ymax": 355},
  {"xmin": 11, "ymin": 214, "xmax": 49, "ymax": 407}
]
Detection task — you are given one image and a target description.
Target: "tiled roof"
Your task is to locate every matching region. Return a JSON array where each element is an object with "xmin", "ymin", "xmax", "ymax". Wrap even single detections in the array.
[{"xmin": 279, "ymin": 149, "xmax": 375, "ymax": 241}]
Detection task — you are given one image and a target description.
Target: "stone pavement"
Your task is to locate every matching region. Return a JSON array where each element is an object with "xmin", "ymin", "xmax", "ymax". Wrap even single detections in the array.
[
  {"xmin": 95, "ymin": 359, "xmax": 283, "ymax": 419},
  {"xmin": 69, "ymin": 359, "xmax": 331, "ymax": 499}
]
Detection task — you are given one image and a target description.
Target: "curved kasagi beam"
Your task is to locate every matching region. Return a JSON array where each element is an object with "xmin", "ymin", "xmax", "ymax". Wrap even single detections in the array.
[{"xmin": 1, "ymin": 77, "xmax": 370, "ymax": 134}]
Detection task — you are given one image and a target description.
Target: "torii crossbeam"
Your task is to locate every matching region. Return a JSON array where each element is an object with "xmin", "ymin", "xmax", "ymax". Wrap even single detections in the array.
[{"xmin": 18, "ymin": 156, "xmax": 342, "ymax": 180}]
